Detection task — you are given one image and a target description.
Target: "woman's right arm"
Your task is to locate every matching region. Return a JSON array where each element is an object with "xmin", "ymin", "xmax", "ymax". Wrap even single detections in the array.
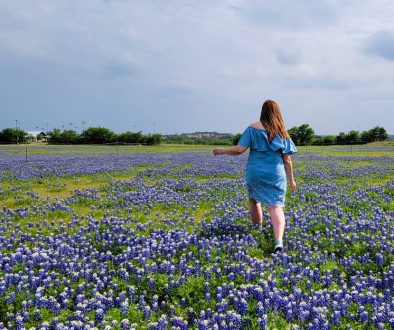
[
  {"xmin": 213, "ymin": 145, "xmax": 247, "ymax": 156},
  {"xmin": 282, "ymin": 153, "xmax": 296, "ymax": 192}
]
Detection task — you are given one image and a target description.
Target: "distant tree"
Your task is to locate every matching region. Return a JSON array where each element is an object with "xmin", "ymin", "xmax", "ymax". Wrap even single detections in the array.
[
  {"xmin": 336, "ymin": 132, "xmax": 347, "ymax": 144},
  {"xmin": 60, "ymin": 130, "xmax": 80, "ymax": 144},
  {"xmin": 0, "ymin": 128, "xmax": 28, "ymax": 144},
  {"xmin": 37, "ymin": 132, "xmax": 45, "ymax": 141},
  {"xmin": 48, "ymin": 129, "xmax": 80, "ymax": 144},
  {"xmin": 345, "ymin": 130, "xmax": 360, "ymax": 144},
  {"xmin": 288, "ymin": 124, "xmax": 314, "ymax": 145},
  {"xmin": 311, "ymin": 135, "xmax": 323, "ymax": 145},
  {"xmin": 376, "ymin": 126, "xmax": 388, "ymax": 141},
  {"xmin": 288, "ymin": 127, "xmax": 299, "ymax": 144},
  {"xmin": 323, "ymin": 135, "xmax": 336, "ymax": 145},
  {"xmin": 361, "ymin": 130, "xmax": 372, "ymax": 143},
  {"xmin": 312, "ymin": 135, "xmax": 337, "ymax": 145},
  {"xmin": 48, "ymin": 128, "xmax": 62, "ymax": 144},
  {"xmin": 361, "ymin": 126, "xmax": 388, "ymax": 143},
  {"xmin": 311, "ymin": 135, "xmax": 323, "ymax": 146},
  {"xmin": 232, "ymin": 133, "xmax": 241, "ymax": 145},
  {"xmin": 142, "ymin": 133, "xmax": 163, "ymax": 145},
  {"xmin": 81, "ymin": 127, "xmax": 115, "ymax": 144},
  {"xmin": 164, "ymin": 135, "xmax": 234, "ymax": 145},
  {"xmin": 117, "ymin": 131, "xmax": 144, "ymax": 144}
]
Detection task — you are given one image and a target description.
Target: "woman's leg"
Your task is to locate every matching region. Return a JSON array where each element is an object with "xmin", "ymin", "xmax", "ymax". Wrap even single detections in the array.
[
  {"xmin": 249, "ymin": 199, "xmax": 262, "ymax": 226},
  {"xmin": 268, "ymin": 205, "xmax": 285, "ymax": 241}
]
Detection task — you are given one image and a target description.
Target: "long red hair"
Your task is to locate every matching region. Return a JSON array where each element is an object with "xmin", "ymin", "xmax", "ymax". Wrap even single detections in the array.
[{"xmin": 260, "ymin": 99, "xmax": 290, "ymax": 141}]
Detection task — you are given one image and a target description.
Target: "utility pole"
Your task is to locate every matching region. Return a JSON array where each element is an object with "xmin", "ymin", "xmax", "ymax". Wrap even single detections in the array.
[{"xmin": 14, "ymin": 120, "xmax": 18, "ymax": 144}]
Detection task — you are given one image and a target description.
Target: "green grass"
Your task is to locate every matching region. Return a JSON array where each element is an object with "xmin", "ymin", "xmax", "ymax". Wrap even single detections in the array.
[
  {"xmin": 0, "ymin": 143, "xmax": 217, "ymax": 155},
  {"xmin": 1, "ymin": 142, "xmax": 393, "ymax": 156}
]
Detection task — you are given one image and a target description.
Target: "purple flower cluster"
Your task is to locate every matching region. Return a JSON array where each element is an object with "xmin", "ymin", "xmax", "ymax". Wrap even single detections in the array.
[{"xmin": 0, "ymin": 151, "xmax": 393, "ymax": 328}]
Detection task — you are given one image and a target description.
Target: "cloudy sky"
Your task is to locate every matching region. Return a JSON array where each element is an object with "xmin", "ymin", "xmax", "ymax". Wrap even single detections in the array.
[{"xmin": 1, "ymin": 0, "xmax": 394, "ymax": 135}]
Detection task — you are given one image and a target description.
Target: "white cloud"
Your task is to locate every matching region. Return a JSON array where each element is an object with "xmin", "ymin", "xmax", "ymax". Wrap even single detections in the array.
[
  {"xmin": 0, "ymin": 0, "xmax": 393, "ymax": 134},
  {"xmin": 363, "ymin": 30, "xmax": 394, "ymax": 60}
]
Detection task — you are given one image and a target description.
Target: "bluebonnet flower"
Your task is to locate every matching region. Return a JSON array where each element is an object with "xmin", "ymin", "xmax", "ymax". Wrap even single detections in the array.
[
  {"xmin": 375, "ymin": 253, "xmax": 384, "ymax": 267},
  {"xmin": 156, "ymin": 315, "xmax": 168, "ymax": 330},
  {"xmin": 147, "ymin": 322, "xmax": 158, "ymax": 330},
  {"xmin": 187, "ymin": 307, "xmax": 196, "ymax": 324},
  {"xmin": 169, "ymin": 304, "xmax": 176, "ymax": 317},
  {"xmin": 258, "ymin": 314, "xmax": 268, "ymax": 330},
  {"xmin": 33, "ymin": 308, "xmax": 41, "ymax": 321},
  {"xmin": 217, "ymin": 299, "xmax": 228, "ymax": 314},
  {"xmin": 143, "ymin": 306, "xmax": 151, "ymax": 319},
  {"xmin": 171, "ymin": 316, "xmax": 188, "ymax": 330},
  {"xmin": 180, "ymin": 297, "xmax": 187, "ymax": 309},
  {"xmin": 95, "ymin": 308, "xmax": 105, "ymax": 323},
  {"xmin": 120, "ymin": 300, "xmax": 129, "ymax": 317},
  {"xmin": 197, "ymin": 319, "xmax": 210, "ymax": 330},
  {"xmin": 204, "ymin": 282, "xmax": 210, "ymax": 293},
  {"xmin": 120, "ymin": 319, "xmax": 130, "ymax": 330},
  {"xmin": 14, "ymin": 314, "xmax": 24, "ymax": 330},
  {"xmin": 235, "ymin": 298, "xmax": 248, "ymax": 315},
  {"xmin": 152, "ymin": 300, "xmax": 159, "ymax": 313},
  {"xmin": 36, "ymin": 321, "xmax": 51, "ymax": 329},
  {"xmin": 256, "ymin": 302, "xmax": 265, "ymax": 317},
  {"xmin": 148, "ymin": 276, "xmax": 155, "ymax": 290}
]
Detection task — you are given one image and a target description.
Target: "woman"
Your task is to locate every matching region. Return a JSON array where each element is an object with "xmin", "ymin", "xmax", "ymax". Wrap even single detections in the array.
[{"xmin": 213, "ymin": 99, "xmax": 297, "ymax": 252}]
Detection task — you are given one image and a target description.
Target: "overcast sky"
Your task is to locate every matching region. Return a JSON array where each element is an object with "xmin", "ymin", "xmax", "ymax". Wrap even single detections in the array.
[{"xmin": 1, "ymin": 0, "xmax": 394, "ymax": 135}]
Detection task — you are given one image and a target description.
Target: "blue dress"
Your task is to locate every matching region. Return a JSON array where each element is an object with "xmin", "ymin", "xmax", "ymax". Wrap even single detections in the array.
[{"xmin": 238, "ymin": 127, "xmax": 297, "ymax": 206}]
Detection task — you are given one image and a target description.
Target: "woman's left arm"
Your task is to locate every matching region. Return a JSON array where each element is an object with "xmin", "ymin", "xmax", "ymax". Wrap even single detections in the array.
[
  {"xmin": 282, "ymin": 153, "xmax": 297, "ymax": 192},
  {"xmin": 213, "ymin": 145, "xmax": 247, "ymax": 156}
]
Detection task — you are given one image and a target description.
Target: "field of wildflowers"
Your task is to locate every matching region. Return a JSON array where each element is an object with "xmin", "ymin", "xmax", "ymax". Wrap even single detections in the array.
[{"xmin": 0, "ymin": 147, "xmax": 393, "ymax": 329}]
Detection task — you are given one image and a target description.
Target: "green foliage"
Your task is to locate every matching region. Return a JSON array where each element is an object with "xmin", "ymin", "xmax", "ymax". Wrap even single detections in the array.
[
  {"xmin": 232, "ymin": 133, "xmax": 241, "ymax": 145},
  {"xmin": 361, "ymin": 126, "xmax": 388, "ymax": 143},
  {"xmin": 117, "ymin": 131, "xmax": 144, "ymax": 144},
  {"xmin": 48, "ymin": 129, "xmax": 80, "ymax": 144},
  {"xmin": 288, "ymin": 124, "xmax": 315, "ymax": 145},
  {"xmin": 176, "ymin": 275, "xmax": 206, "ymax": 305},
  {"xmin": 142, "ymin": 133, "xmax": 163, "ymax": 145},
  {"xmin": 47, "ymin": 127, "xmax": 163, "ymax": 145},
  {"xmin": 0, "ymin": 128, "xmax": 28, "ymax": 143},
  {"xmin": 80, "ymin": 127, "xmax": 116, "ymax": 144},
  {"xmin": 164, "ymin": 134, "xmax": 234, "ymax": 145},
  {"xmin": 289, "ymin": 125, "xmax": 388, "ymax": 146},
  {"xmin": 312, "ymin": 135, "xmax": 337, "ymax": 145}
]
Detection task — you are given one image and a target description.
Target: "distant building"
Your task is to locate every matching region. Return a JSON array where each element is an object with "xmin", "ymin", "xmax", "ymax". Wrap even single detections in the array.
[
  {"xmin": 26, "ymin": 131, "xmax": 49, "ymax": 143},
  {"xmin": 180, "ymin": 131, "xmax": 232, "ymax": 138}
]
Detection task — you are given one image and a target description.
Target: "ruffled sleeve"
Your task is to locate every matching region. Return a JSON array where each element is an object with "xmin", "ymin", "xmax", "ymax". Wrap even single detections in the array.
[
  {"xmin": 237, "ymin": 128, "xmax": 252, "ymax": 147},
  {"xmin": 238, "ymin": 127, "xmax": 297, "ymax": 154},
  {"xmin": 282, "ymin": 138, "xmax": 297, "ymax": 154}
]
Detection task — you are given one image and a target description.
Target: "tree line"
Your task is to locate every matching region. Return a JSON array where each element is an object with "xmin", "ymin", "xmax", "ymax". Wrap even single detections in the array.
[
  {"xmin": 48, "ymin": 127, "xmax": 163, "ymax": 145},
  {"xmin": 287, "ymin": 124, "xmax": 388, "ymax": 146},
  {"xmin": 0, "ymin": 125, "xmax": 389, "ymax": 146},
  {"xmin": 164, "ymin": 135, "xmax": 237, "ymax": 146},
  {"xmin": 0, "ymin": 127, "xmax": 163, "ymax": 145}
]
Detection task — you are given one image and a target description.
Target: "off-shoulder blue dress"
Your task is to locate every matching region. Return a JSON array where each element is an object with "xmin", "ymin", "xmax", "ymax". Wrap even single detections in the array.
[{"xmin": 238, "ymin": 127, "xmax": 297, "ymax": 207}]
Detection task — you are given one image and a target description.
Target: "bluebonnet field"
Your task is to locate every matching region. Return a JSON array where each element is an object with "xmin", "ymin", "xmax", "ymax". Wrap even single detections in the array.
[{"xmin": 0, "ymin": 148, "xmax": 393, "ymax": 329}]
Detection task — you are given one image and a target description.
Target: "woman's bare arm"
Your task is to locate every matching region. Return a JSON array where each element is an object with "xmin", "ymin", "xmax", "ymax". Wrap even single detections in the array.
[
  {"xmin": 282, "ymin": 153, "xmax": 297, "ymax": 192},
  {"xmin": 213, "ymin": 145, "xmax": 247, "ymax": 156}
]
